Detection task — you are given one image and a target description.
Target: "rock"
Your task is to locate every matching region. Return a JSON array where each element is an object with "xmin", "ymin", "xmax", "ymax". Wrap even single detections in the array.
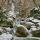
[
  {"xmin": 0, "ymin": 28, "xmax": 3, "ymax": 35},
  {"xmin": 26, "ymin": 22, "xmax": 35, "ymax": 26},
  {"xmin": 0, "ymin": 33, "xmax": 13, "ymax": 40},
  {"xmin": 5, "ymin": 27, "xmax": 11, "ymax": 32},
  {"xmin": 32, "ymin": 19, "xmax": 40, "ymax": 23},
  {"xmin": 20, "ymin": 21, "xmax": 25, "ymax": 25},
  {"xmin": 28, "ymin": 17, "xmax": 34, "ymax": 21},
  {"xmin": 31, "ymin": 30, "xmax": 40, "ymax": 37},
  {"xmin": 37, "ymin": 27, "xmax": 40, "ymax": 30},
  {"xmin": 14, "ymin": 0, "xmax": 36, "ymax": 18},
  {"xmin": 25, "ymin": 22, "xmax": 35, "ymax": 30},
  {"xmin": 20, "ymin": 18, "xmax": 25, "ymax": 21},
  {"xmin": 2, "ymin": 27, "xmax": 7, "ymax": 33},
  {"xmin": 31, "ymin": 28, "xmax": 37, "ymax": 31},
  {"xmin": 34, "ymin": 0, "xmax": 40, "ymax": 6},
  {"xmin": 9, "ymin": 28, "xmax": 14, "ymax": 34},
  {"xmin": 25, "ymin": 17, "xmax": 34, "ymax": 22},
  {"xmin": 20, "ymin": 18, "xmax": 25, "ymax": 25},
  {"xmin": 37, "ymin": 22, "xmax": 40, "ymax": 27},
  {"xmin": 31, "ymin": 26, "xmax": 36, "ymax": 28},
  {"xmin": 15, "ymin": 25, "xmax": 29, "ymax": 37}
]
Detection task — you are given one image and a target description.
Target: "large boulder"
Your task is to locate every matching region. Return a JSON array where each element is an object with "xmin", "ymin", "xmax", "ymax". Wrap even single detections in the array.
[{"xmin": 15, "ymin": 25, "xmax": 29, "ymax": 37}]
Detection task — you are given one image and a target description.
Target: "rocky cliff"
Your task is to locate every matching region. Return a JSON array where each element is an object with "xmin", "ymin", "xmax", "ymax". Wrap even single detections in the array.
[{"xmin": 0, "ymin": 0, "xmax": 40, "ymax": 18}]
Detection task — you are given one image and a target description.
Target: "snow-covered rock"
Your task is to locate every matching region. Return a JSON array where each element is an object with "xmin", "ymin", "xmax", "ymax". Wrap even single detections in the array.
[
  {"xmin": 5, "ymin": 27, "xmax": 11, "ymax": 32},
  {"xmin": 32, "ymin": 19, "xmax": 40, "ymax": 23},
  {"xmin": 31, "ymin": 26, "xmax": 36, "ymax": 28},
  {"xmin": 0, "ymin": 33, "xmax": 13, "ymax": 40},
  {"xmin": 25, "ymin": 17, "xmax": 34, "ymax": 22},
  {"xmin": 28, "ymin": 17, "xmax": 34, "ymax": 20},
  {"xmin": 20, "ymin": 21, "xmax": 25, "ymax": 25},
  {"xmin": 31, "ymin": 28, "xmax": 37, "ymax": 31},
  {"xmin": 26, "ymin": 22, "xmax": 35, "ymax": 26}
]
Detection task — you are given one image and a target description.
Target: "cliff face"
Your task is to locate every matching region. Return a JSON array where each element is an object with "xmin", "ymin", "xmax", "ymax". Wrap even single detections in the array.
[
  {"xmin": 13, "ymin": 0, "xmax": 36, "ymax": 18},
  {"xmin": 0, "ymin": 0, "xmax": 12, "ymax": 11},
  {"xmin": 0, "ymin": 0, "xmax": 40, "ymax": 18}
]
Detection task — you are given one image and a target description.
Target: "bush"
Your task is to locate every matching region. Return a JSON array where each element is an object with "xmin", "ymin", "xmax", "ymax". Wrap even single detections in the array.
[
  {"xmin": 0, "ymin": 7, "xmax": 13, "ymax": 27},
  {"xmin": 30, "ymin": 7, "xmax": 40, "ymax": 19}
]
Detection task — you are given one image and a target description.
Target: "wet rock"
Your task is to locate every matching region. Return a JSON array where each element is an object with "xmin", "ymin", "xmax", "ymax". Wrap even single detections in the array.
[
  {"xmin": 15, "ymin": 25, "xmax": 29, "ymax": 37},
  {"xmin": 31, "ymin": 30, "xmax": 40, "ymax": 37}
]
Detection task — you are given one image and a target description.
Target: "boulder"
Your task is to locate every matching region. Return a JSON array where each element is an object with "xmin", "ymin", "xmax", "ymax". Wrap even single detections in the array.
[
  {"xmin": 31, "ymin": 28, "xmax": 37, "ymax": 31},
  {"xmin": 15, "ymin": 25, "xmax": 29, "ymax": 37},
  {"xmin": 25, "ymin": 22, "xmax": 35, "ymax": 30},
  {"xmin": 0, "ymin": 33, "xmax": 13, "ymax": 40},
  {"xmin": 31, "ymin": 26, "xmax": 36, "ymax": 28},
  {"xmin": 26, "ymin": 22, "xmax": 35, "ymax": 26},
  {"xmin": 31, "ymin": 30, "xmax": 40, "ymax": 37},
  {"xmin": 32, "ymin": 19, "xmax": 40, "ymax": 23},
  {"xmin": 5, "ymin": 27, "xmax": 11, "ymax": 32}
]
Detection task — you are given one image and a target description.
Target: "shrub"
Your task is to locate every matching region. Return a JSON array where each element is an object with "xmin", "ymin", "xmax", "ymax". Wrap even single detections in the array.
[{"xmin": 30, "ymin": 7, "xmax": 40, "ymax": 19}]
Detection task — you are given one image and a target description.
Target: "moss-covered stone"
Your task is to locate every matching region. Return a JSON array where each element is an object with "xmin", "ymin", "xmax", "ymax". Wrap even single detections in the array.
[
  {"xmin": 15, "ymin": 25, "xmax": 29, "ymax": 37},
  {"xmin": 32, "ymin": 30, "xmax": 40, "ymax": 37}
]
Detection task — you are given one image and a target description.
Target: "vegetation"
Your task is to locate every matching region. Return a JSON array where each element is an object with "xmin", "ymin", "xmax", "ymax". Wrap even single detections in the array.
[
  {"xmin": 30, "ymin": 7, "xmax": 40, "ymax": 19},
  {"xmin": 0, "ymin": 7, "xmax": 13, "ymax": 27}
]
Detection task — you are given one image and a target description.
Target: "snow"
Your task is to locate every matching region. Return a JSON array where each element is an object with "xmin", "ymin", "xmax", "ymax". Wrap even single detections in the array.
[{"xmin": 0, "ymin": 33, "xmax": 13, "ymax": 40}]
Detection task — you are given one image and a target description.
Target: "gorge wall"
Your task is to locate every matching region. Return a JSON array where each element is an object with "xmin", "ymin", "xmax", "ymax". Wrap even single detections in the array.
[{"xmin": 0, "ymin": 0, "xmax": 40, "ymax": 18}]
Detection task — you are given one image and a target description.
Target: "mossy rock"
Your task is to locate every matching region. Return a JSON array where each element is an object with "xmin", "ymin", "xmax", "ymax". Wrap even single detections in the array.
[
  {"xmin": 32, "ymin": 30, "xmax": 40, "ymax": 37},
  {"xmin": 0, "ymin": 20, "xmax": 13, "ymax": 28},
  {"xmin": 30, "ymin": 7, "xmax": 40, "ymax": 19},
  {"xmin": 15, "ymin": 25, "xmax": 29, "ymax": 37}
]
